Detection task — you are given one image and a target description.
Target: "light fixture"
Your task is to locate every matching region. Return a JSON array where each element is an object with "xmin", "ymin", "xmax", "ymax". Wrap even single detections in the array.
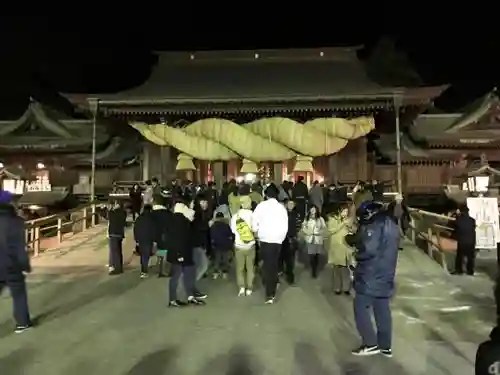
[
  {"xmin": 244, "ymin": 173, "xmax": 256, "ymax": 183},
  {"xmin": 0, "ymin": 162, "xmax": 4, "ymax": 168},
  {"xmin": 319, "ymin": 51, "xmax": 324, "ymax": 57},
  {"xmin": 36, "ymin": 162, "xmax": 45, "ymax": 170},
  {"xmin": 466, "ymin": 176, "xmax": 490, "ymax": 193},
  {"xmin": 254, "ymin": 53, "xmax": 259, "ymax": 59},
  {"xmin": 190, "ymin": 54, "xmax": 195, "ymax": 60}
]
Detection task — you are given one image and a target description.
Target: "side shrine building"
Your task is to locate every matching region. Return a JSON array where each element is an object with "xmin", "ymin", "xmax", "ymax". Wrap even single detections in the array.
[{"xmin": 63, "ymin": 47, "xmax": 497, "ymax": 191}]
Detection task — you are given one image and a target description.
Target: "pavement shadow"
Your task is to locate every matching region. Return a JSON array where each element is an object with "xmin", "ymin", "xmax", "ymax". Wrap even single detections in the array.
[
  {"xmin": 126, "ymin": 347, "xmax": 178, "ymax": 375},
  {"xmin": 293, "ymin": 341, "xmax": 330, "ymax": 375},
  {"xmin": 32, "ymin": 271, "xmax": 142, "ymax": 326},
  {"xmin": 0, "ymin": 346, "xmax": 37, "ymax": 374},
  {"xmin": 197, "ymin": 345, "xmax": 261, "ymax": 375},
  {"xmin": 399, "ymin": 304, "xmax": 473, "ymax": 365}
]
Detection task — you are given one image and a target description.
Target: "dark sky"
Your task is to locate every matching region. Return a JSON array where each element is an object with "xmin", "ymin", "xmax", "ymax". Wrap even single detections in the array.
[{"xmin": 2, "ymin": 15, "xmax": 500, "ymax": 118}]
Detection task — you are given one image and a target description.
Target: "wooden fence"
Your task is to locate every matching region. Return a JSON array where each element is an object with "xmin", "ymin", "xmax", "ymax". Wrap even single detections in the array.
[
  {"xmin": 24, "ymin": 201, "xmax": 104, "ymax": 256},
  {"xmin": 407, "ymin": 208, "xmax": 456, "ymax": 272}
]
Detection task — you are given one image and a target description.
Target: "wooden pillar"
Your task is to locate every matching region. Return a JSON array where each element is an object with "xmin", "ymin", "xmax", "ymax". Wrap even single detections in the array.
[
  {"xmin": 213, "ymin": 162, "xmax": 224, "ymax": 188},
  {"xmin": 142, "ymin": 142, "xmax": 150, "ymax": 181},
  {"xmin": 273, "ymin": 163, "xmax": 283, "ymax": 184},
  {"xmin": 328, "ymin": 154, "xmax": 339, "ymax": 184},
  {"xmin": 357, "ymin": 138, "xmax": 368, "ymax": 182}
]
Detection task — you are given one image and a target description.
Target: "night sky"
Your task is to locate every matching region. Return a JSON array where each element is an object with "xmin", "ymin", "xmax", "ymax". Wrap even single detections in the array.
[{"xmin": 2, "ymin": 16, "xmax": 500, "ymax": 118}]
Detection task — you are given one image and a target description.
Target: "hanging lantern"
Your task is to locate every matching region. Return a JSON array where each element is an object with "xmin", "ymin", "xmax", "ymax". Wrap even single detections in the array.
[
  {"xmin": 293, "ymin": 155, "xmax": 313, "ymax": 173},
  {"xmin": 175, "ymin": 153, "xmax": 196, "ymax": 171},
  {"xmin": 240, "ymin": 159, "xmax": 259, "ymax": 173}
]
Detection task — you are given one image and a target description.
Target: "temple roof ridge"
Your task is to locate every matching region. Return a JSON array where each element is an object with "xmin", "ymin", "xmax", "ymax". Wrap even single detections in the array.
[{"xmin": 152, "ymin": 46, "xmax": 363, "ymax": 65}]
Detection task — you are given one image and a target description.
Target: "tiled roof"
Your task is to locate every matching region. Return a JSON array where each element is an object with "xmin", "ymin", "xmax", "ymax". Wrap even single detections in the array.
[{"xmin": 64, "ymin": 48, "xmax": 446, "ymax": 113}]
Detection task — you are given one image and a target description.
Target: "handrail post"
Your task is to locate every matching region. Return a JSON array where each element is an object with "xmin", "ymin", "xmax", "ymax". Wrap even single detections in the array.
[
  {"xmin": 57, "ymin": 218, "xmax": 62, "ymax": 243},
  {"xmin": 427, "ymin": 227, "xmax": 433, "ymax": 257},
  {"xmin": 91, "ymin": 203, "xmax": 96, "ymax": 227},
  {"xmin": 34, "ymin": 226, "xmax": 40, "ymax": 257},
  {"xmin": 30, "ymin": 227, "xmax": 35, "ymax": 245},
  {"xmin": 82, "ymin": 207, "xmax": 88, "ymax": 230},
  {"xmin": 410, "ymin": 215, "xmax": 416, "ymax": 244}
]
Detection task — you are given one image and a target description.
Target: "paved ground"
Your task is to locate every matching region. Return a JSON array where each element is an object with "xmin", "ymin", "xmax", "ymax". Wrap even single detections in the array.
[{"xmin": 0, "ymin": 227, "xmax": 497, "ymax": 375}]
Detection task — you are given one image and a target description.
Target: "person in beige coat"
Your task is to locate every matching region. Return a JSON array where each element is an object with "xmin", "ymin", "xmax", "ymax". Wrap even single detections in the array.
[{"xmin": 326, "ymin": 204, "xmax": 354, "ymax": 295}]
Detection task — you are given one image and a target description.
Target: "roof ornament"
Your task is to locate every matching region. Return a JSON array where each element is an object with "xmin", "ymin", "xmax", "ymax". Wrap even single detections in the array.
[{"xmin": 480, "ymin": 152, "xmax": 488, "ymax": 167}]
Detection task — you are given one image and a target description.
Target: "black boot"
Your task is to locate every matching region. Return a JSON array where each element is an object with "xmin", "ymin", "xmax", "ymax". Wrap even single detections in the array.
[{"xmin": 310, "ymin": 254, "xmax": 319, "ymax": 278}]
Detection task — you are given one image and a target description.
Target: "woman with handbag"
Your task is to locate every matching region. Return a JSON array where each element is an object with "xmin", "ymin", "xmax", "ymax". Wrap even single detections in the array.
[{"xmin": 326, "ymin": 204, "xmax": 354, "ymax": 295}]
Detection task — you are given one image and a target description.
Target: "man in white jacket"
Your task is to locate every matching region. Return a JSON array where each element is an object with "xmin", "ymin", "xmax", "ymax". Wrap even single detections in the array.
[{"xmin": 252, "ymin": 184, "xmax": 289, "ymax": 304}]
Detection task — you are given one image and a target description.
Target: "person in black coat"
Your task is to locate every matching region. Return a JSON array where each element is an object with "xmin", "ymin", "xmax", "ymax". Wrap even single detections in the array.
[
  {"xmin": 0, "ymin": 190, "xmax": 32, "ymax": 333},
  {"xmin": 129, "ymin": 183, "xmax": 142, "ymax": 220},
  {"xmin": 133, "ymin": 205, "xmax": 155, "ymax": 277},
  {"xmin": 151, "ymin": 199, "xmax": 173, "ymax": 277},
  {"xmin": 292, "ymin": 176, "xmax": 309, "ymax": 222},
  {"xmin": 0, "ymin": 191, "xmax": 32, "ymax": 333},
  {"xmin": 108, "ymin": 201, "xmax": 127, "ymax": 275},
  {"xmin": 279, "ymin": 199, "xmax": 302, "ymax": 285},
  {"xmin": 166, "ymin": 198, "xmax": 206, "ymax": 307},
  {"xmin": 192, "ymin": 195, "xmax": 212, "ymax": 279},
  {"xmin": 452, "ymin": 205, "xmax": 477, "ymax": 275}
]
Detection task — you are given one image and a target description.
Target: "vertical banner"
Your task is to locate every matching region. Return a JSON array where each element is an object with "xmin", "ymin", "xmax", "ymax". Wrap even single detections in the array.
[{"xmin": 466, "ymin": 197, "xmax": 500, "ymax": 249}]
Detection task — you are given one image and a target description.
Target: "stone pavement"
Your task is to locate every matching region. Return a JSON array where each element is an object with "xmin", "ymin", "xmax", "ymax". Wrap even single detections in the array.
[{"xmin": 0, "ymin": 231, "xmax": 497, "ymax": 375}]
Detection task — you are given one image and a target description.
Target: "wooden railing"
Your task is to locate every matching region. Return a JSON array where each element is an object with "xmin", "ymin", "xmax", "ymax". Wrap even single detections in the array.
[
  {"xmin": 24, "ymin": 201, "xmax": 104, "ymax": 256},
  {"xmin": 407, "ymin": 207, "xmax": 456, "ymax": 272}
]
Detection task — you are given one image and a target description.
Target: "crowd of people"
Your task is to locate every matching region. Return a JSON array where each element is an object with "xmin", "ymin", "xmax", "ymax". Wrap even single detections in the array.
[
  {"xmin": 103, "ymin": 176, "xmax": 409, "ymax": 357},
  {"xmin": 0, "ymin": 176, "xmax": 498, "ymax": 369}
]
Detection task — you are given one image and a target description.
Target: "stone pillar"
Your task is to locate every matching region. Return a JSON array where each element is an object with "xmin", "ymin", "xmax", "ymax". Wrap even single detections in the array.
[
  {"xmin": 213, "ymin": 162, "xmax": 224, "ymax": 188},
  {"xmin": 273, "ymin": 163, "xmax": 283, "ymax": 184},
  {"xmin": 142, "ymin": 142, "xmax": 150, "ymax": 181}
]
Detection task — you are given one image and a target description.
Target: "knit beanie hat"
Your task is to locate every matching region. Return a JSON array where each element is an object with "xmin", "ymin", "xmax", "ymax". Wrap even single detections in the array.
[{"xmin": 0, "ymin": 190, "xmax": 13, "ymax": 204}]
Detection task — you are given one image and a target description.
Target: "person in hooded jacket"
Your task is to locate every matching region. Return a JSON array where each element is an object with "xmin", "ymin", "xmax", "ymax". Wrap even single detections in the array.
[
  {"xmin": 108, "ymin": 201, "xmax": 127, "ymax": 275},
  {"xmin": 133, "ymin": 204, "xmax": 155, "ymax": 278},
  {"xmin": 166, "ymin": 197, "xmax": 206, "ymax": 307},
  {"xmin": 0, "ymin": 190, "xmax": 32, "ymax": 333},
  {"xmin": 351, "ymin": 201, "xmax": 400, "ymax": 358}
]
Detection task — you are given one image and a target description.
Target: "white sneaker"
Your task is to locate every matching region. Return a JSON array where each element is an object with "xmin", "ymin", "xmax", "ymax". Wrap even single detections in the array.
[
  {"xmin": 238, "ymin": 288, "xmax": 246, "ymax": 296},
  {"xmin": 265, "ymin": 297, "xmax": 275, "ymax": 304},
  {"xmin": 245, "ymin": 289, "xmax": 252, "ymax": 296}
]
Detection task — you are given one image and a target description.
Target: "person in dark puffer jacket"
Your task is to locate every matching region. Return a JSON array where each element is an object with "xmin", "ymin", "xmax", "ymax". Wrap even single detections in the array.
[
  {"xmin": 351, "ymin": 201, "xmax": 399, "ymax": 358},
  {"xmin": 0, "ymin": 190, "xmax": 32, "ymax": 333},
  {"xmin": 210, "ymin": 212, "xmax": 234, "ymax": 279}
]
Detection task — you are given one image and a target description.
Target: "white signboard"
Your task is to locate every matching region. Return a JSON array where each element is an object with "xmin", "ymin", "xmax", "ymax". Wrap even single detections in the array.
[{"xmin": 466, "ymin": 197, "xmax": 500, "ymax": 249}]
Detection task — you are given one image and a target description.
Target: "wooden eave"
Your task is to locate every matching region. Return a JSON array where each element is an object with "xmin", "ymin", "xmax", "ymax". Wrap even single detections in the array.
[{"xmin": 63, "ymin": 47, "xmax": 446, "ymax": 115}]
